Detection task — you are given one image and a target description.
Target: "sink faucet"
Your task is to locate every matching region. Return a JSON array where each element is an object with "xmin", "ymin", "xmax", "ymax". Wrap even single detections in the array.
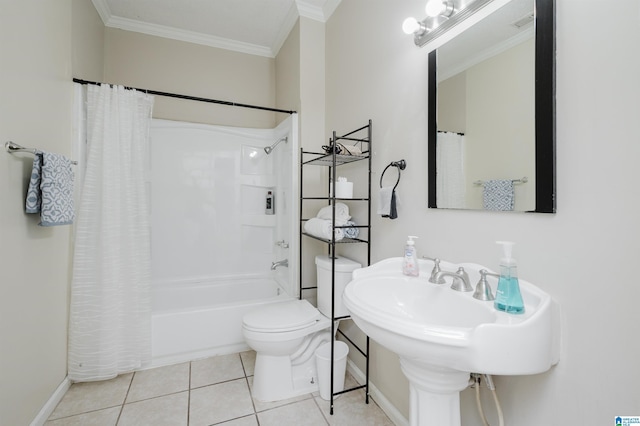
[
  {"xmin": 474, "ymin": 269, "xmax": 498, "ymax": 301},
  {"xmin": 422, "ymin": 256, "xmax": 446, "ymax": 284},
  {"xmin": 270, "ymin": 259, "xmax": 288, "ymax": 270},
  {"xmin": 432, "ymin": 267, "xmax": 473, "ymax": 292}
]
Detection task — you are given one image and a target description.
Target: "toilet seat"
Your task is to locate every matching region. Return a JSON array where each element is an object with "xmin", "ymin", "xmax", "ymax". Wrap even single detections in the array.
[{"xmin": 243, "ymin": 299, "xmax": 321, "ymax": 333}]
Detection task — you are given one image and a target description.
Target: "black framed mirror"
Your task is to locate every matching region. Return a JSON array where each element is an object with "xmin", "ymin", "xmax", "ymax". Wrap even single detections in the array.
[{"xmin": 428, "ymin": 0, "xmax": 555, "ymax": 213}]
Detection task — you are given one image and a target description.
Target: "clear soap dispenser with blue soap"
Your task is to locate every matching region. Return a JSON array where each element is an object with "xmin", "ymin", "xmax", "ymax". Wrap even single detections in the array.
[
  {"xmin": 494, "ymin": 241, "xmax": 525, "ymax": 314},
  {"xmin": 402, "ymin": 236, "xmax": 419, "ymax": 277}
]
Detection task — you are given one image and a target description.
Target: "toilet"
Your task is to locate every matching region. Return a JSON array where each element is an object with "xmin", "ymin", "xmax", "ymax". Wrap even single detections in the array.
[{"xmin": 242, "ymin": 255, "xmax": 361, "ymax": 402}]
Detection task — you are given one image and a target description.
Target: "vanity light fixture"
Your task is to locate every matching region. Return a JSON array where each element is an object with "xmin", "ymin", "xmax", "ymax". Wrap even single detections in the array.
[
  {"xmin": 403, "ymin": 0, "xmax": 493, "ymax": 47},
  {"xmin": 425, "ymin": 0, "xmax": 454, "ymax": 18},
  {"xmin": 402, "ymin": 17, "xmax": 428, "ymax": 36}
]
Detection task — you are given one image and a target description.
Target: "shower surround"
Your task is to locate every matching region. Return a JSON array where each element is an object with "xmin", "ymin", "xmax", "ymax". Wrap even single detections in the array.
[{"xmin": 149, "ymin": 116, "xmax": 298, "ymax": 366}]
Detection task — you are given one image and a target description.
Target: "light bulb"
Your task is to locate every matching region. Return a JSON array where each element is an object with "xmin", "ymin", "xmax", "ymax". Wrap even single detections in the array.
[
  {"xmin": 425, "ymin": 0, "xmax": 446, "ymax": 17},
  {"xmin": 402, "ymin": 17, "xmax": 421, "ymax": 35}
]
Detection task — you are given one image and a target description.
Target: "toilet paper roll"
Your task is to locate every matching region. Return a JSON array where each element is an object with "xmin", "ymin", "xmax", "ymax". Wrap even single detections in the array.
[{"xmin": 335, "ymin": 181, "xmax": 353, "ymax": 199}]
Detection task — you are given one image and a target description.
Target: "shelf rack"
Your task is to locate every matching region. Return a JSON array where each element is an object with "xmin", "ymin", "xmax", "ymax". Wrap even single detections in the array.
[{"xmin": 299, "ymin": 120, "xmax": 372, "ymax": 415}]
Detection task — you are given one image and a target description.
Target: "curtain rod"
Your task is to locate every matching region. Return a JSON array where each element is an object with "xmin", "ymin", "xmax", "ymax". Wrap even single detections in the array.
[{"xmin": 72, "ymin": 78, "xmax": 296, "ymax": 115}]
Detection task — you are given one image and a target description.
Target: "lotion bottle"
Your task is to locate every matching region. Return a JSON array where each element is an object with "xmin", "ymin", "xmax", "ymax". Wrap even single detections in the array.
[
  {"xmin": 402, "ymin": 236, "xmax": 419, "ymax": 277},
  {"xmin": 494, "ymin": 241, "xmax": 525, "ymax": 314}
]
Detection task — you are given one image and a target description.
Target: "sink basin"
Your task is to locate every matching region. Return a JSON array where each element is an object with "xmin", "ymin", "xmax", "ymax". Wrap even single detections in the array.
[{"xmin": 343, "ymin": 257, "xmax": 561, "ymax": 426}]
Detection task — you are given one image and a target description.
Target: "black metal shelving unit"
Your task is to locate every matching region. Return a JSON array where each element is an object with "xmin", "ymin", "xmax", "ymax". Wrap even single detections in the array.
[{"xmin": 298, "ymin": 120, "xmax": 372, "ymax": 415}]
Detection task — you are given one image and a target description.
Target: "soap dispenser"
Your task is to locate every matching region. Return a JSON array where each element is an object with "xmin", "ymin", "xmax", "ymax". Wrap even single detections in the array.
[
  {"xmin": 402, "ymin": 236, "xmax": 419, "ymax": 277},
  {"xmin": 494, "ymin": 241, "xmax": 525, "ymax": 314}
]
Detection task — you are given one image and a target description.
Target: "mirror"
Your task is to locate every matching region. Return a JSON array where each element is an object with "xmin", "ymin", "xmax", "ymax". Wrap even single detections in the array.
[{"xmin": 428, "ymin": 0, "xmax": 555, "ymax": 213}]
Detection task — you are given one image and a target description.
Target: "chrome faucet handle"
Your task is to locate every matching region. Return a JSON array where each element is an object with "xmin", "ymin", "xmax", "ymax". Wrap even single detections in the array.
[
  {"xmin": 451, "ymin": 267, "xmax": 473, "ymax": 292},
  {"xmin": 422, "ymin": 256, "xmax": 446, "ymax": 284},
  {"xmin": 473, "ymin": 269, "xmax": 498, "ymax": 301}
]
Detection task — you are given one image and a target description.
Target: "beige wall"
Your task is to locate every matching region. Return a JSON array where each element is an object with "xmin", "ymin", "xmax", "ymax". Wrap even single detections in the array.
[
  {"xmin": 0, "ymin": 1, "xmax": 74, "ymax": 424},
  {"xmin": 104, "ymin": 29, "xmax": 278, "ymax": 128},
  {"xmin": 276, "ymin": 20, "xmax": 301, "ymax": 124},
  {"xmin": 326, "ymin": 0, "xmax": 640, "ymax": 425},
  {"xmin": 72, "ymin": 0, "xmax": 105, "ymax": 82},
  {"xmin": 465, "ymin": 38, "xmax": 535, "ymax": 210},
  {"xmin": 437, "ymin": 72, "xmax": 466, "ymax": 133}
]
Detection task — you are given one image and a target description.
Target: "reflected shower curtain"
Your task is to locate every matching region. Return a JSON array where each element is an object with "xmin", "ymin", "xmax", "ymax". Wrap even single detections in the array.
[
  {"xmin": 436, "ymin": 131, "xmax": 466, "ymax": 209},
  {"xmin": 68, "ymin": 84, "xmax": 154, "ymax": 381}
]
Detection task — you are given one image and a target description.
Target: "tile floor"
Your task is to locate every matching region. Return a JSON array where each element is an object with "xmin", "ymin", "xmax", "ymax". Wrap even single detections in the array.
[{"xmin": 46, "ymin": 351, "xmax": 395, "ymax": 426}]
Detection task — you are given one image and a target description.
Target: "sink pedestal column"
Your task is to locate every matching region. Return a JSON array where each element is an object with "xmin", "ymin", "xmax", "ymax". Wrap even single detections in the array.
[{"xmin": 400, "ymin": 359, "xmax": 470, "ymax": 426}]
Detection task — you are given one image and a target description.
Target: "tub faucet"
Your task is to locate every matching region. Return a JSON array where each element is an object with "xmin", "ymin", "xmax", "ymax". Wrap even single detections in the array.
[
  {"xmin": 271, "ymin": 259, "xmax": 288, "ymax": 270},
  {"xmin": 432, "ymin": 267, "xmax": 473, "ymax": 292}
]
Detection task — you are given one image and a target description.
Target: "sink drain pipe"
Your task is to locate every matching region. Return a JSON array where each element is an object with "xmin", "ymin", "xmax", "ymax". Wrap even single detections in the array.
[{"xmin": 470, "ymin": 373, "xmax": 504, "ymax": 426}]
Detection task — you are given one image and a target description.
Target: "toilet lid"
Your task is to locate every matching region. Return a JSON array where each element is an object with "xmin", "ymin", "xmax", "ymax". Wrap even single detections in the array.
[{"xmin": 243, "ymin": 299, "xmax": 320, "ymax": 332}]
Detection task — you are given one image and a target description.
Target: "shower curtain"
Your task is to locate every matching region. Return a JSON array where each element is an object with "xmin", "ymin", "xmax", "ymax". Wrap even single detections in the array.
[
  {"xmin": 68, "ymin": 84, "xmax": 155, "ymax": 381},
  {"xmin": 436, "ymin": 131, "xmax": 466, "ymax": 209}
]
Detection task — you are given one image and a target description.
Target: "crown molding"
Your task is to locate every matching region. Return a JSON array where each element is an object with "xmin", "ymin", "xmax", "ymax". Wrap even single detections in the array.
[
  {"xmin": 90, "ymin": 0, "xmax": 342, "ymax": 58},
  {"xmin": 296, "ymin": 0, "xmax": 341, "ymax": 22},
  {"xmin": 271, "ymin": 1, "xmax": 301, "ymax": 57},
  {"xmin": 107, "ymin": 15, "xmax": 274, "ymax": 57},
  {"xmin": 90, "ymin": 0, "xmax": 111, "ymax": 24}
]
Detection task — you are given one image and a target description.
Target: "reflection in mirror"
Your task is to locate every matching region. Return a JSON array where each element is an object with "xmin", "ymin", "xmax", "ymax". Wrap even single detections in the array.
[{"xmin": 428, "ymin": 0, "xmax": 555, "ymax": 213}]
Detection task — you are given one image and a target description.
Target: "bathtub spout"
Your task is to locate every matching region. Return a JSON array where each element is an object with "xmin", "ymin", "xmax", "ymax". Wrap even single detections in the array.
[
  {"xmin": 291, "ymin": 331, "xmax": 331, "ymax": 367},
  {"xmin": 271, "ymin": 259, "xmax": 288, "ymax": 270}
]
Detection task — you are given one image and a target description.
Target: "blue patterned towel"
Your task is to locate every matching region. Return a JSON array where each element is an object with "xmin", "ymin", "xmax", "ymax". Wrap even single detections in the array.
[
  {"xmin": 483, "ymin": 180, "xmax": 514, "ymax": 211},
  {"xmin": 26, "ymin": 151, "xmax": 75, "ymax": 226},
  {"xmin": 343, "ymin": 221, "xmax": 360, "ymax": 239}
]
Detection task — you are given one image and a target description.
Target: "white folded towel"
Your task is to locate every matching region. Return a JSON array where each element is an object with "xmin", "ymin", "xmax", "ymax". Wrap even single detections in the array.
[
  {"xmin": 316, "ymin": 202, "xmax": 351, "ymax": 222},
  {"xmin": 304, "ymin": 218, "xmax": 344, "ymax": 241}
]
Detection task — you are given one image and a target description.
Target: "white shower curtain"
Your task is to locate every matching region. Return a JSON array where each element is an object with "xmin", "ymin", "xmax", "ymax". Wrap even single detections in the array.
[
  {"xmin": 436, "ymin": 131, "xmax": 466, "ymax": 209},
  {"xmin": 68, "ymin": 84, "xmax": 155, "ymax": 381}
]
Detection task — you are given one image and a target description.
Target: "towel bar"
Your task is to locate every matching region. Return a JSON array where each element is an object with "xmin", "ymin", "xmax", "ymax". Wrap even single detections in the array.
[
  {"xmin": 5, "ymin": 141, "xmax": 78, "ymax": 165},
  {"xmin": 473, "ymin": 176, "xmax": 527, "ymax": 186}
]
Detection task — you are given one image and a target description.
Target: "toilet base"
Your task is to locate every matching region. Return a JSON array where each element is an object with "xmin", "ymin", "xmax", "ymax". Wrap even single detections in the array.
[{"xmin": 252, "ymin": 353, "xmax": 319, "ymax": 402}]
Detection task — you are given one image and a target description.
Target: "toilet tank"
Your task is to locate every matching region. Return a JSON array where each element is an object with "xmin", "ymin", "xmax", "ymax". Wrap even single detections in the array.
[{"xmin": 315, "ymin": 255, "xmax": 362, "ymax": 318}]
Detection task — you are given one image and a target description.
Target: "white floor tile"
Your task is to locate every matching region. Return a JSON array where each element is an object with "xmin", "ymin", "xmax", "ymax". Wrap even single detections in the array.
[
  {"xmin": 46, "ymin": 351, "xmax": 395, "ymax": 426},
  {"xmin": 247, "ymin": 376, "xmax": 313, "ymax": 413},
  {"xmin": 257, "ymin": 399, "xmax": 328, "ymax": 426},
  {"xmin": 315, "ymin": 391, "xmax": 394, "ymax": 426},
  {"xmin": 44, "ymin": 406, "xmax": 120, "ymax": 426},
  {"xmin": 189, "ymin": 378, "xmax": 255, "ymax": 426},
  {"xmin": 119, "ymin": 392, "xmax": 188, "ymax": 426},
  {"xmin": 239, "ymin": 351, "xmax": 256, "ymax": 376},
  {"xmin": 217, "ymin": 414, "xmax": 260, "ymax": 426},
  {"xmin": 126, "ymin": 362, "xmax": 190, "ymax": 403},
  {"xmin": 191, "ymin": 353, "xmax": 245, "ymax": 388},
  {"xmin": 48, "ymin": 373, "xmax": 133, "ymax": 420}
]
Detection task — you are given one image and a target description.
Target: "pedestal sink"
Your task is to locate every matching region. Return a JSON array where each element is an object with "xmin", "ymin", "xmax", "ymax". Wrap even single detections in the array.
[{"xmin": 343, "ymin": 257, "xmax": 560, "ymax": 426}]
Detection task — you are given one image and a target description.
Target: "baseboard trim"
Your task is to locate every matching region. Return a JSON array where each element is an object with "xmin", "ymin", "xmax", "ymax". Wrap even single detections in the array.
[
  {"xmin": 346, "ymin": 359, "xmax": 409, "ymax": 426},
  {"xmin": 30, "ymin": 376, "xmax": 72, "ymax": 426}
]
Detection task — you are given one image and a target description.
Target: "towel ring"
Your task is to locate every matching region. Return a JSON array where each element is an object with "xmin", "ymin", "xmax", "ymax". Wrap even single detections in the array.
[{"xmin": 379, "ymin": 159, "xmax": 406, "ymax": 191}]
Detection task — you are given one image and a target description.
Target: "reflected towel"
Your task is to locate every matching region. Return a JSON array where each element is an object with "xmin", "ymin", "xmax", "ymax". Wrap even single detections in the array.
[
  {"xmin": 26, "ymin": 151, "xmax": 75, "ymax": 226},
  {"xmin": 377, "ymin": 186, "xmax": 398, "ymax": 219},
  {"xmin": 483, "ymin": 180, "xmax": 514, "ymax": 211},
  {"xmin": 304, "ymin": 218, "xmax": 344, "ymax": 241}
]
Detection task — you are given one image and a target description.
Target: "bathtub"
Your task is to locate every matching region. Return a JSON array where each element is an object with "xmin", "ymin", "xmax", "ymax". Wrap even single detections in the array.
[{"xmin": 151, "ymin": 276, "xmax": 292, "ymax": 366}]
